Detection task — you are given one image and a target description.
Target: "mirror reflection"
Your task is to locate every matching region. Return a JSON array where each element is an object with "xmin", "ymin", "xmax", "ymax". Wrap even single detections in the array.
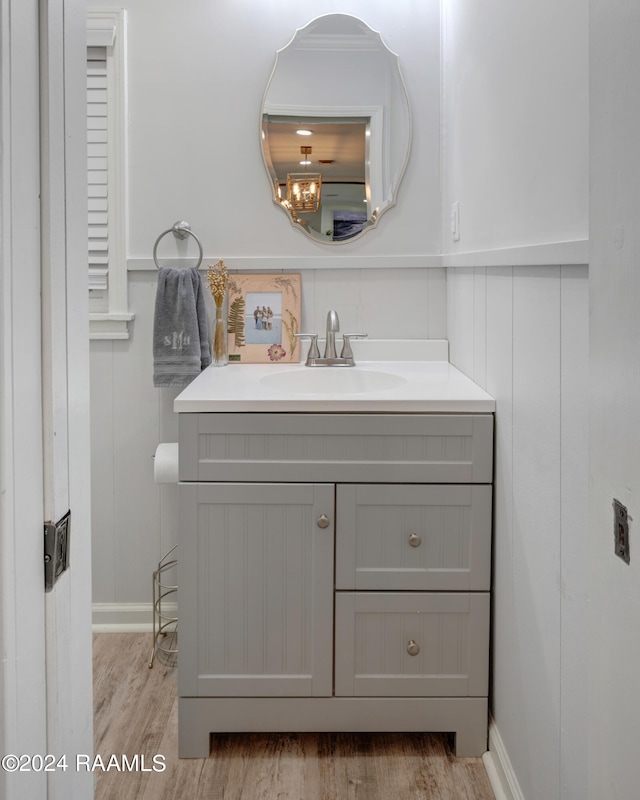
[{"xmin": 261, "ymin": 14, "xmax": 411, "ymax": 244}]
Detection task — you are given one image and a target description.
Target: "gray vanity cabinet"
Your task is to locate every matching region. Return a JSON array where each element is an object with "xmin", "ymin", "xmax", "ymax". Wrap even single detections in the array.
[{"xmin": 177, "ymin": 412, "xmax": 493, "ymax": 759}]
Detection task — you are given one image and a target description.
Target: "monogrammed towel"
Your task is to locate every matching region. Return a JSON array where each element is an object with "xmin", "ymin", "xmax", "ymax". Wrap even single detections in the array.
[{"xmin": 153, "ymin": 267, "xmax": 211, "ymax": 387}]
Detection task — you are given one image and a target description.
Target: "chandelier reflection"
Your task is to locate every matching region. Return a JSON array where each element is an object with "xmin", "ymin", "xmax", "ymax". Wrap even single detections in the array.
[{"xmin": 286, "ymin": 146, "xmax": 322, "ymax": 213}]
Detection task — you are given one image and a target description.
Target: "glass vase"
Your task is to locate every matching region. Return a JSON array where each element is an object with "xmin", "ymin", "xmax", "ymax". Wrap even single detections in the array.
[{"xmin": 212, "ymin": 290, "xmax": 228, "ymax": 366}]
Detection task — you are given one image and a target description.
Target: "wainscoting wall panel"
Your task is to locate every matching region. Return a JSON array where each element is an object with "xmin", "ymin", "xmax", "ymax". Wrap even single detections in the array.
[{"xmin": 446, "ymin": 264, "xmax": 588, "ymax": 800}]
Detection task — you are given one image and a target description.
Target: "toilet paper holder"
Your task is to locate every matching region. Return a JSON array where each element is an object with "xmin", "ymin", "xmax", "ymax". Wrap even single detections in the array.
[
  {"xmin": 153, "ymin": 442, "xmax": 179, "ymax": 484},
  {"xmin": 149, "ymin": 544, "xmax": 178, "ymax": 669},
  {"xmin": 149, "ymin": 441, "xmax": 179, "ymax": 668}
]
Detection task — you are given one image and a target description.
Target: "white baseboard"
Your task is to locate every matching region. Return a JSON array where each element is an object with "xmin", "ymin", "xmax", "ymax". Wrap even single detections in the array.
[
  {"xmin": 483, "ymin": 717, "xmax": 525, "ymax": 800},
  {"xmin": 92, "ymin": 602, "xmax": 177, "ymax": 633}
]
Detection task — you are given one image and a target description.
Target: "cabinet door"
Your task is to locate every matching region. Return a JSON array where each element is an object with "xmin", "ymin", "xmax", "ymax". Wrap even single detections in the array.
[
  {"xmin": 179, "ymin": 483, "xmax": 334, "ymax": 698},
  {"xmin": 336, "ymin": 484, "xmax": 492, "ymax": 591}
]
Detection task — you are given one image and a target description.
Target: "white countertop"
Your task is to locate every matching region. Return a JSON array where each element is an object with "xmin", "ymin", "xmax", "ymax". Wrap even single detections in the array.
[{"xmin": 174, "ymin": 343, "xmax": 495, "ymax": 414}]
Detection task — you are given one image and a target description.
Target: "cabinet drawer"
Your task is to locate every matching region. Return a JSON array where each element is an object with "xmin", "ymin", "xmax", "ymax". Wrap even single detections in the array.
[
  {"xmin": 336, "ymin": 484, "xmax": 491, "ymax": 591},
  {"xmin": 334, "ymin": 592, "xmax": 489, "ymax": 698},
  {"xmin": 179, "ymin": 413, "xmax": 494, "ymax": 484}
]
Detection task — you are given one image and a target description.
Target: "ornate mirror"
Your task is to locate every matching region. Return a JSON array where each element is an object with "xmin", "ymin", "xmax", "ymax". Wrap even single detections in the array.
[{"xmin": 260, "ymin": 14, "xmax": 412, "ymax": 244}]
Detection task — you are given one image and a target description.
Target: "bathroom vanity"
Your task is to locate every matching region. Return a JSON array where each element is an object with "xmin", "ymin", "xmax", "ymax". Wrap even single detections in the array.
[{"xmin": 174, "ymin": 346, "xmax": 495, "ymax": 758}]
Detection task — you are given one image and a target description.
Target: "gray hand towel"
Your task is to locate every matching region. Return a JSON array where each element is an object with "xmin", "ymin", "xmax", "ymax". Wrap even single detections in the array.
[{"xmin": 153, "ymin": 267, "xmax": 211, "ymax": 387}]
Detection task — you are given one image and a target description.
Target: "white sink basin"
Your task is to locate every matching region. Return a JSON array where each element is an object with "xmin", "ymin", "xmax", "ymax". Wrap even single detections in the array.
[{"xmin": 259, "ymin": 367, "xmax": 407, "ymax": 395}]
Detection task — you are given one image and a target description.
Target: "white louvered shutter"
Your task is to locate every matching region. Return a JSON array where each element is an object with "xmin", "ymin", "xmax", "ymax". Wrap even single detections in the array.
[
  {"xmin": 87, "ymin": 46, "xmax": 109, "ymax": 301},
  {"xmin": 87, "ymin": 10, "xmax": 131, "ymax": 339}
]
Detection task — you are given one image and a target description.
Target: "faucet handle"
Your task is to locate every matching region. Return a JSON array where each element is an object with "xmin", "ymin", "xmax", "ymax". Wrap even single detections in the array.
[
  {"xmin": 294, "ymin": 333, "xmax": 320, "ymax": 363},
  {"xmin": 340, "ymin": 333, "xmax": 368, "ymax": 360}
]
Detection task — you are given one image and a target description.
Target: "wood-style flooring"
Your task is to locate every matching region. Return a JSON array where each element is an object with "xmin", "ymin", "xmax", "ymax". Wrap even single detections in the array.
[{"xmin": 93, "ymin": 633, "xmax": 495, "ymax": 800}]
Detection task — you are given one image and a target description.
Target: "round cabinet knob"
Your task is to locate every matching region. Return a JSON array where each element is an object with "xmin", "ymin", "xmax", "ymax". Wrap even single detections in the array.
[
  {"xmin": 408, "ymin": 532, "xmax": 422, "ymax": 548},
  {"xmin": 317, "ymin": 514, "xmax": 330, "ymax": 529},
  {"xmin": 407, "ymin": 640, "xmax": 420, "ymax": 657}
]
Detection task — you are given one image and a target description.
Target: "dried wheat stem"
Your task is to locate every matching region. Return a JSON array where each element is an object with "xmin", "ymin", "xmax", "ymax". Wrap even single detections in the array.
[
  {"xmin": 207, "ymin": 260, "xmax": 229, "ymax": 360},
  {"xmin": 207, "ymin": 259, "xmax": 229, "ymax": 308}
]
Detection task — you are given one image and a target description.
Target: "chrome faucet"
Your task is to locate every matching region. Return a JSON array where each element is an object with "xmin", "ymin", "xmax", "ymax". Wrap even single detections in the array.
[
  {"xmin": 324, "ymin": 309, "xmax": 340, "ymax": 359},
  {"xmin": 295, "ymin": 309, "xmax": 367, "ymax": 367}
]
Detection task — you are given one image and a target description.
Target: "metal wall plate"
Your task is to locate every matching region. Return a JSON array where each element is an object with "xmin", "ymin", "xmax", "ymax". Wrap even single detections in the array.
[
  {"xmin": 613, "ymin": 499, "xmax": 630, "ymax": 564},
  {"xmin": 44, "ymin": 510, "xmax": 71, "ymax": 592}
]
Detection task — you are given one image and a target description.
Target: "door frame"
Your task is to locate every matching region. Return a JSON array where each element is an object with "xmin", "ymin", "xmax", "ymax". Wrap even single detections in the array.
[{"xmin": 0, "ymin": 1, "xmax": 94, "ymax": 798}]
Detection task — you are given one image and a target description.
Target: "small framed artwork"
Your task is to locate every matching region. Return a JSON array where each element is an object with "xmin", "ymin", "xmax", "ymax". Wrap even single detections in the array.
[{"xmin": 226, "ymin": 273, "xmax": 302, "ymax": 363}]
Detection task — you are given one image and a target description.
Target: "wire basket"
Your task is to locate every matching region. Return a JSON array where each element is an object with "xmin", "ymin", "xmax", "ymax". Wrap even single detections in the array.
[{"xmin": 149, "ymin": 544, "xmax": 178, "ymax": 668}]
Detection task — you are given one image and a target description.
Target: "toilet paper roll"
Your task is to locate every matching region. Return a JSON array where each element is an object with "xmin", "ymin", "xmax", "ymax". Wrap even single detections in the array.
[{"xmin": 153, "ymin": 442, "xmax": 179, "ymax": 483}]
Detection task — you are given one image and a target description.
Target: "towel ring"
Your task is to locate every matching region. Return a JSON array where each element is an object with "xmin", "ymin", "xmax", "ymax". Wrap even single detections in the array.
[{"xmin": 153, "ymin": 221, "xmax": 203, "ymax": 269}]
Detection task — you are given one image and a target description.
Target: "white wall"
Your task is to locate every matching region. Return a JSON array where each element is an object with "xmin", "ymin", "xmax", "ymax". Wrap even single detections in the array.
[
  {"xmin": 95, "ymin": 0, "xmax": 441, "ymax": 264},
  {"xmin": 447, "ymin": 266, "xmax": 588, "ymax": 800},
  {"xmin": 441, "ymin": 0, "xmax": 588, "ymax": 254},
  {"xmin": 589, "ymin": 3, "xmax": 640, "ymax": 799}
]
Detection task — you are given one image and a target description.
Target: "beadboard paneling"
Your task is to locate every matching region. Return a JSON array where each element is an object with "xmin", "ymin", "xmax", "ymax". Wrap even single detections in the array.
[
  {"xmin": 90, "ymin": 340, "xmax": 117, "ymax": 602},
  {"xmin": 484, "ymin": 266, "xmax": 516, "ymax": 786},
  {"xmin": 446, "ymin": 264, "xmax": 588, "ymax": 800},
  {"xmin": 90, "ymin": 274, "xmax": 183, "ymax": 608},
  {"xmin": 558, "ymin": 265, "xmax": 589, "ymax": 796},
  {"xmin": 511, "ymin": 266, "xmax": 562, "ymax": 800}
]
